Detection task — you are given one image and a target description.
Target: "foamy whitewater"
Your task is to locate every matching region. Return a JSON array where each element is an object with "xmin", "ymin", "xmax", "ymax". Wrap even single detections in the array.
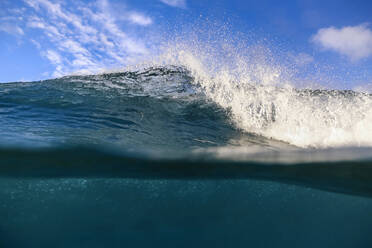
[{"xmin": 153, "ymin": 39, "xmax": 372, "ymax": 148}]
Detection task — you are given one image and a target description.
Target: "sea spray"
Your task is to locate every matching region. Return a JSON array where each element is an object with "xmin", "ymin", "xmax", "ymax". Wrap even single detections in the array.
[{"xmin": 148, "ymin": 32, "xmax": 372, "ymax": 148}]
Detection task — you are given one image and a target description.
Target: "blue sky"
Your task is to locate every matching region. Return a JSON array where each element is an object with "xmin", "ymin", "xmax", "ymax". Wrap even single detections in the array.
[{"xmin": 1, "ymin": 0, "xmax": 372, "ymax": 89}]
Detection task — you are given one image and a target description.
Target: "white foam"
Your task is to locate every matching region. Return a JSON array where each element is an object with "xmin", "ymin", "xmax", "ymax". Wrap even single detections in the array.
[{"xmin": 153, "ymin": 39, "xmax": 372, "ymax": 148}]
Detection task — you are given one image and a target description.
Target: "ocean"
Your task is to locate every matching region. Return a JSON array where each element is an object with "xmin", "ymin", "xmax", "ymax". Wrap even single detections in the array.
[{"xmin": 1, "ymin": 65, "xmax": 372, "ymax": 247}]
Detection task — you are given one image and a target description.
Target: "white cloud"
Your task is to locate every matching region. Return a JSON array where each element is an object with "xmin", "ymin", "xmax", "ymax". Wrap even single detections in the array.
[
  {"xmin": 43, "ymin": 49, "xmax": 62, "ymax": 65},
  {"xmin": 30, "ymin": 39, "xmax": 41, "ymax": 49},
  {"xmin": 0, "ymin": 22, "xmax": 24, "ymax": 35},
  {"xmin": 159, "ymin": 0, "xmax": 186, "ymax": 8},
  {"xmin": 312, "ymin": 24, "xmax": 372, "ymax": 61},
  {"xmin": 26, "ymin": 0, "xmax": 97, "ymax": 34},
  {"xmin": 60, "ymin": 40, "xmax": 90, "ymax": 55},
  {"xmin": 23, "ymin": 0, "xmax": 40, "ymax": 10},
  {"xmin": 40, "ymin": 49, "xmax": 65, "ymax": 77},
  {"xmin": 72, "ymin": 54, "xmax": 95, "ymax": 66},
  {"xmin": 99, "ymin": 33, "xmax": 114, "ymax": 48},
  {"xmin": 23, "ymin": 0, "xmax": 153, "ymax": 77},
  {"xmin": 82, "ymin": 0, "xmax": 149, "ymax": 55},
  {"xmin": 128, "ymin": 12, "xmax": 152, "ymax": 26},
  {"xmin": 27, "ymin": 17, "xmax": 62, "ymax": 37}
]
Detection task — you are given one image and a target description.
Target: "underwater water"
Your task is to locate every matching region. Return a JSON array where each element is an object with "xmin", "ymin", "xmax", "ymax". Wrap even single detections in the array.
[{"xmin": 1, "ymin": 61, "xmax": 372, "ymax": 247}]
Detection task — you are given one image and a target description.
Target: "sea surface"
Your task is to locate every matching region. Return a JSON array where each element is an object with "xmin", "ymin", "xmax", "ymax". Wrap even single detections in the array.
[{"xmin": 1, "ymin": 66, "xmax": 372, "ymax": 247}]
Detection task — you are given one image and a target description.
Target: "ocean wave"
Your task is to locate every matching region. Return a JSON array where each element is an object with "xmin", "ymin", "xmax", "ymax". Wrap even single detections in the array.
[{"xmin": 1, "ymin": 63, "xmax": 372, "ymax": 149}]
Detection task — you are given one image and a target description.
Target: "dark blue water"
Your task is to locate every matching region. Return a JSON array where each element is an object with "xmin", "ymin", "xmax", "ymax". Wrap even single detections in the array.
[{"xmin": 1, "ymin": 66, "xmax": 372, "ymax": 247}]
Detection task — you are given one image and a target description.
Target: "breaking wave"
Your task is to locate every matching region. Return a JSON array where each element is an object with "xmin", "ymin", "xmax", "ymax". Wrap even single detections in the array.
[
  {"xmin": 2, "ymin": 63, "xmax": 372, "ymax": 149},
  {"xmin": 147, "ymin": 40, "xmax": 372, "ymax": 148}
]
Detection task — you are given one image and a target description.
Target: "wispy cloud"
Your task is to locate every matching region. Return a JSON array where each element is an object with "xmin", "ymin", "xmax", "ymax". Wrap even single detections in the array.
[
  {"xmin": 311, "ymin": 24, "xmax": 372, "ymax": 61},
  {"xmin": 159, "ymin": 0, "xmax": 186, "ymax": 8},
  {"xmin": 42, "ymin": 49, "xmax": 64, "ymax": 77},
  {"xmin": 0, "ymin": 22, "xmax": 24, "ymax": 36},
  {"xmin": 43, "ymin": 49, "xmax": 62, "ymax": 65},
  {"xmin": 22, "ymin": 0, "xmax": 154, "ymax": 77},
  {"xmin": 128, "ymin": 12, "xmax": 153, "ymax": 26},
  {"xmin": 0, "ymin": 14, "xmax": 25, "ymax": 36}
]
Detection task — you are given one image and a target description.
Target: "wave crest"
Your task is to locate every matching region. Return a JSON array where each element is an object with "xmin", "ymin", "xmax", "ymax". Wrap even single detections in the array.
[
  {"xmin": 152, "ymin": 45, "xmax": 372, "ymax": 148},
  {"xmin": 4, "ymin": 61, "xmax": 372, "ymax": 149}
]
